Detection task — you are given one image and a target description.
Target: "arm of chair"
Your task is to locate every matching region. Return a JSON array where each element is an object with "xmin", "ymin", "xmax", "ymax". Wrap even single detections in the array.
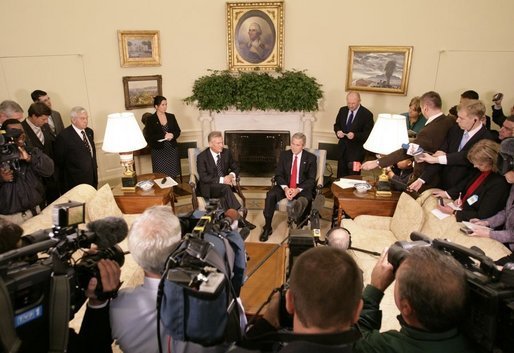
[{"xmin": 233, "ymin": 176, "xmax": 246, "ymax": 209}]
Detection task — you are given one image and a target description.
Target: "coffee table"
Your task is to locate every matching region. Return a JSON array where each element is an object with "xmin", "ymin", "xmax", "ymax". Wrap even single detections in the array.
[
  {"xmin": 112, "ymin": 172, "xmax": 176, "ymax": 214},
  {"xmin": 240, "ymin": 243, "xmax": 287, "ymax": 317},
  {"xmin": 331, "ymin": 176, "xmax": 401, "ymax": 226}
]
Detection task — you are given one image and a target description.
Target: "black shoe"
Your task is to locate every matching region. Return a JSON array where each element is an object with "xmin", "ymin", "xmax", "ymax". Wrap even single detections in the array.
[
  {"xmin": 237, "ymin": 218, "xmax": 256, "ymax": 230},
  {"xmin": 260, "ymin": 227, "xmax": 272, "ymax": 242}
]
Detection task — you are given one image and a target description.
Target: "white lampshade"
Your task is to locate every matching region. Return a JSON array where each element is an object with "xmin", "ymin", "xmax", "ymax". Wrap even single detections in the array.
[
  {"xmin": 363, "ymin": 114, "xmax": 409, "ymax": 155},
  {"xmin": 102, "ymin": 112, "xmax": 147, "ymax": 153}
]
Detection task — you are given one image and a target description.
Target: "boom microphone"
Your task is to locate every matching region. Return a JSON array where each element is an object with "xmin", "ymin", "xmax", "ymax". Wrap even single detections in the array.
[
  {"xmin": 86, "ymin": 217, "xmax": 128, "ymax": 249},
  {"xmin": 410, "ymin": 231, "xmax": 432, "ymax": 243}
]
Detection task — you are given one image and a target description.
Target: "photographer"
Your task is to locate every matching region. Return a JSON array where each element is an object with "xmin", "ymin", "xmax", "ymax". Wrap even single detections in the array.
[
  {"xmin": 0, "ymin": 119, "xmax": 54, "ymax": 224},
  {"xmin": 232, "ymin": 246, "xmax": 363, "ymax": 353},
  {"xmin": 355, "ymin": 247, "xmax": 476, "ymax": 353}
]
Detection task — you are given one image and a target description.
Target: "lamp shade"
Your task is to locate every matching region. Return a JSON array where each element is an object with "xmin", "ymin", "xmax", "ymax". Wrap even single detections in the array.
[
  {"xmin": 363, "ymin": 114, "xmax": 409, "ymax": 155},
  {"xmin": 102, "ymin": 112, "xmax": 147, "ymax": 153}
]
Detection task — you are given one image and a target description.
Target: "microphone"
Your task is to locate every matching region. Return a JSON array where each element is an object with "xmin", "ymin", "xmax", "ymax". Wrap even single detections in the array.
[
  {"xmin": 86, "ymin": 217, "xmax": 128, "ymax": 249},
  {"xmin": 410, "ymin": 231, "xmax": 432, "ymax": 243},
  {"xmin": 310, "ymin": 194, "xmax": 325, "ymax": 238}
]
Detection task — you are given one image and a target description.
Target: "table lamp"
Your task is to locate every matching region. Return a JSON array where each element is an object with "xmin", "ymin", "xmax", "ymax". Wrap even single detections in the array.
[
  {"xmin": 102, "ymin": 112, "xmax": 147, "ymax": 191},
  {"xmin": 363, "ymin": 114, "xmax": 409, "ymax": 196}
]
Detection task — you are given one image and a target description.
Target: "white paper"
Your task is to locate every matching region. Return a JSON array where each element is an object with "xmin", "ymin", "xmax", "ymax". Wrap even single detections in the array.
[
  {"xmin": 431, "ymin": 208, "xmax": 451, "ymax": 220},
  {"xmin": 334, "ymin": 178, "xmax": 363, "ymax": 189},
  {"xmin": 154, "ymin": 177, "xmax": 177, "ymax": 188},
  {"xmin": 462, "ymin": 221, "xmax": 490, "ymax": 232},
  {"xmin": 157, "ymin": 138, "xmax": 167, "ymax": 142},
  {"xmin": 448, "ymin": 202, "xmax": 462, "ymax": 211}
]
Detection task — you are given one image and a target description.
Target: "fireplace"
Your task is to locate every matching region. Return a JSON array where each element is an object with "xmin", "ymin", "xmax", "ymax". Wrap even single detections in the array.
[{"xmin": 225, "ymin": 130, "xmax": 290, "ymax": 177}]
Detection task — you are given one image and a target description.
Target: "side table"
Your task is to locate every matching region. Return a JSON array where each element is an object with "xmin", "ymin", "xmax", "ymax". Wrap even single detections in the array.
[
  {"xmin": 331, "ymin": 176, "xmax": 401, "ymax": 226},
  {"xmin": 112, "ymin": 173, "xmax": 176, "ymax": 214}
]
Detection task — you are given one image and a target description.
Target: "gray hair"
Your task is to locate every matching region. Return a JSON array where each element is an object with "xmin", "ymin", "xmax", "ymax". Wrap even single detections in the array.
[
  {"xmin": 70, "ymin": 106, "xmax": 88, "ymax": 120},
  {"xmin": 326, "ymin": 227, "xmax": 351, "ymax": 250},
  {"xmin": 0, "ymin": 100, "xmax": 24, "ymax": 117},
  {"xmin": 128, "ymin": 206, "xmax": 182, "ymax": 274},
  {"xmin": 291, "ymin": 132, "xmax": 306, "ymax": 146}
]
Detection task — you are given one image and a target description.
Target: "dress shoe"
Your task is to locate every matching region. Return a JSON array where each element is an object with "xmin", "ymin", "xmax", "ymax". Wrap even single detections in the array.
[
  {"xmin": 260, "ymin": 227, "xmax": 272, "ymax": 242},
  {"xmin": 238, "ymin": 218, "xmax": 257, "ymax": 230}
]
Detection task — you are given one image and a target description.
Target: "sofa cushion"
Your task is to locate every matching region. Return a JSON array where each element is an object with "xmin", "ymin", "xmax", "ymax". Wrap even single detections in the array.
[
  {"xmin": 390, "ymin": 192, "xmax": 424, "ymax": 241},
  {"xmin": 418, "ymin": 194, "xmax": 456, "ymax": 238},
  {"xmin": 86, "ymin": 184, "xmax": 123, "ymax": 221}
]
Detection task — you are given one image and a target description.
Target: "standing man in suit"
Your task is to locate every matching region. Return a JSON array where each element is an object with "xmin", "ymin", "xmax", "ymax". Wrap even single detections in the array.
[
  {"xmin": 197, "ymin": 131, "xmax": 244, "ymax": 212},
  {"xmin": 333, "ymin": 91, "xmax": 374, "ymax": 178},
  {"xmin": 55, "ymin": 106, "xmax": 98, "ymax": 193},
  {"xmin": 31, "ymin": 89, "xmax": 65, "ymax": 135},
  {"xmin": 260, "ymin": 132, "xmax": 317, "ymax": 242},
  {"xmin": 0, "ymin": 100, "xmax": 24, "ymax": 124},
  {"xmin": 418, "ymin": 99, "xmax": 495, "ymax": 190},
  {"xmin": 21, "ymin": 102, "xmax": 60, "ymax": 203},
  {"xmin": 362, "ymin": 91, "xmax": 456, "ymax": 192}
]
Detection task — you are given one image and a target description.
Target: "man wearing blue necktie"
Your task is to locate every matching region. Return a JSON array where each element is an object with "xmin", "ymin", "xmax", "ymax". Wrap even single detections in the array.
[{"xmin": 333, "ymin": 91, "xmax": 374, "ymax": 178}]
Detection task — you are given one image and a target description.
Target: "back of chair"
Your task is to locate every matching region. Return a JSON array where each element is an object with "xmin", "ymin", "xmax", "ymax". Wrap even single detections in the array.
[
  {"xmin": 188, "ymin": 147, "xmax": 202, "ymax": 183},
  {"xmin": 304, "ymin": 148, "xmax": 327, "ymax": 189}
]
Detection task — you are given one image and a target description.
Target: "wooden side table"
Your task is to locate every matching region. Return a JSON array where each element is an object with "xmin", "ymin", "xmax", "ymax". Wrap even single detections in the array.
[
  {"xmin": 112, "ymin": 173, "xmax": 176, "ymax": 214},
  {"xmin": 241, "ymin": 243, "xmax": 286, "ymax": 317},
  {"xmin": 331, "ymin": 176, "xmax": 401, "ymax": 226}
]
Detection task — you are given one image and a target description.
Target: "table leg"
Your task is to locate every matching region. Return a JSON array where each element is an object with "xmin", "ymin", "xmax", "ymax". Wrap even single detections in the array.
[
  {"xmin": 169, "ymin": 187, "xmax": 176, "ymax": 213},
  {"xmin": 332, "ymin": 197, "xmax": 344, "ymax": 227}
]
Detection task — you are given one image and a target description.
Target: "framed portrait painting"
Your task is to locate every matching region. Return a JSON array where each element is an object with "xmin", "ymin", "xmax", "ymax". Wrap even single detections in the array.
[
  {"xmin": 117, "ymin": 30, "xmax": 161, "ymax": 67},
  {"xmin": 122, "ymin": 75, "xmax": 162, "ymax": 110},
  {"xmin": 227, "ymin": 2, "xmax": 284, "ymax": 71},
  {"xmin": 346, "ymin": 46, "xmax": 413, "ymax": 95}
]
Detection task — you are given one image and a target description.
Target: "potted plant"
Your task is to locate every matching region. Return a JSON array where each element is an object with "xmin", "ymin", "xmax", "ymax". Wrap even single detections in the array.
[{"xmin": 184, "ymin": 69, "xmax": 323, "ymax": 113}]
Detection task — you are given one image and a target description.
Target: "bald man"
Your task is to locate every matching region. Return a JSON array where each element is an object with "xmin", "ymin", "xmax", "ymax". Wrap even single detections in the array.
[{"xmin": 333, "ymin": 91, "xmax": 374, "ymax": 178}]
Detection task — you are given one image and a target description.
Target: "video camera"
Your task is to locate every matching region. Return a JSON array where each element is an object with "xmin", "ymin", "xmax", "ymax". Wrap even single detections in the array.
[
  {"xmin": 388, "ymin": 232, "xmax": 514, "ymax": 353},
  {"xmin": 0, "ymin": 128, "xmax": 21, "ymax": 172},
  {"xmin": 0, "ymin": 201, "xmax": 128, "ymax": 353}
]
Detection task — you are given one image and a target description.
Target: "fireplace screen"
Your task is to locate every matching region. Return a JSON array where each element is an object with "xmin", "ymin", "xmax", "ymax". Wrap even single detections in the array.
[{"xmin": 224, "ymin": 130, "xmax": 290, "ymax": 177}]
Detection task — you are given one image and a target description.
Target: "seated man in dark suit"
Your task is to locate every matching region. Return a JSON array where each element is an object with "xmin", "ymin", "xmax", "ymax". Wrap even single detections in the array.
[
  {"xmin": 260, "ymin": 132, "xmax": 317, "ymax": 242},
  {"xmin": 197, "ymin": 130, "xmax": 254, "ymax": 229}
]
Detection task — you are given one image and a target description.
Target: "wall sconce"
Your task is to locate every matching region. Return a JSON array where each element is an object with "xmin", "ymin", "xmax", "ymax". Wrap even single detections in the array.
[
  {"xmin": 102, "ymin": 112, "xmax": 147, "ymax": 191},
  {"xmin": 363, "ymin": 114, "xmax": 409, "ymax": 195}
]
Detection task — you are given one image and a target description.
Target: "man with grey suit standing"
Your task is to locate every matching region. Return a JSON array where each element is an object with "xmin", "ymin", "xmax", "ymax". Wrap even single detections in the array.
[{"xmin": 31, "ymin": 89, "xmax": 65, "ymax": 135}]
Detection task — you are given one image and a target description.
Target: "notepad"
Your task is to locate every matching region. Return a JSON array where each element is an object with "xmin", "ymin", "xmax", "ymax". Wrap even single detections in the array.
[{"xmin": 155, "ymin": 177, "xmax": 177, "ymax": 188}]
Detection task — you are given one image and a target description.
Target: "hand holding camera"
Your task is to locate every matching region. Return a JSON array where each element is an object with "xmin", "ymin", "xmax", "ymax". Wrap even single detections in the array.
[
  {"xmin": 370, "ymin": 249, "xmax": 395, "ymax": 292},
  {"xmin": 86, "ymin": 259, "xmax": 122, "ymax": 306}
]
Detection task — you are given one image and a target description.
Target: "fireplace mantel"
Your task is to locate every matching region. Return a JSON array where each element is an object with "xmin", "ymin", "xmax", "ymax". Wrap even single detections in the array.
[{"xmin": 198, "ymin": 110, "xmax": 316, "ymax": 148}]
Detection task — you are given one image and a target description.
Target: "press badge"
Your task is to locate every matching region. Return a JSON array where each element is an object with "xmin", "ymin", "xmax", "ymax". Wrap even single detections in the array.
[{"xmin": 467, "ymin": 195, "xmax": 478, "ymax": 205}]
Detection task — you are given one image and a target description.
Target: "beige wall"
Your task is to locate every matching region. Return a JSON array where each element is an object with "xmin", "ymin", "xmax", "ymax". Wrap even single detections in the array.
[{"xmin": 1, "ymin": 0, "xmax": 513, "ymax": 182}]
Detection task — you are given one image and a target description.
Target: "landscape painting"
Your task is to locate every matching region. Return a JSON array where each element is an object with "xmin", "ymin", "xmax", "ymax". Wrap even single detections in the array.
[{"xmin": 123, "ymin": 75, "xmax": 162, "ymax": 110}]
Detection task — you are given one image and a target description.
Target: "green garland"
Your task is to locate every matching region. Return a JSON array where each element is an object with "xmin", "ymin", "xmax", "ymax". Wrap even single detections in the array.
[{"xmin": 184, "ymin": 69, "xmax": 323, "ymax": 112}]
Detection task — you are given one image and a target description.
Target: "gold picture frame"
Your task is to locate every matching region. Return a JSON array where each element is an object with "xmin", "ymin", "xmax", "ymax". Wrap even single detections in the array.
[
  {"xmin": 117, "ymin": 30, "xmax": 161, "ymax": 67},
  {"xmin": 346, "ymin": 46, "xmax": 413, "ymax": 95},
  {"xmin": 227, "ymin": 2, "xmax": 284, "ymax": 71},
  {"xmin": 122, "ymin": 75, "xmax": 162, "ymax": 110}
]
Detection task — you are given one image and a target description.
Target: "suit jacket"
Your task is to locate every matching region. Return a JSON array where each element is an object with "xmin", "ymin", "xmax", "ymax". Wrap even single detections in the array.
[
  {"xmin": 50, "ymin": 109, "xmax": 65, "ymax": 135},
  {"xmin": 55, "ymin": 125, "xmax": 98, "ymax": 192},
  {"xmin": 333, "ymin": 105, "xmax": 374, "ymax": 162},
  {"xmin": 448, "ymin": 170, "xmax": 509, "ymax": 222},
  {"xmin": 421, "ymin": 124, "xmax": 495, "ymax": 189},
  {"xmin": 275, "ymin": 149, "xmax": 317, "ymax": 198},
  {"xmin": 197, "ymin": 147, "xmax": 239, "ymax": 196},
  {"xmin": 379, "ymin": 114, "xmax": 456, "ymax": 185},
  {"xmin": 21, "ymin": 119, "xmax": 55, "ymax": 158},
  {"xmin": 143, "ymin": 112, "xmax": 181, "ymax": 149}
]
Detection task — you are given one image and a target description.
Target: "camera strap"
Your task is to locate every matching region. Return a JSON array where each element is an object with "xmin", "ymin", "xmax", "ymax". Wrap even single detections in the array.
[
  {"xmin": 0, "ymin": 278, "xmax": 22, "ymax": 353},
  {"xmin": 48, "ymin": 274, "xmax": 70, "ymax": 353}
]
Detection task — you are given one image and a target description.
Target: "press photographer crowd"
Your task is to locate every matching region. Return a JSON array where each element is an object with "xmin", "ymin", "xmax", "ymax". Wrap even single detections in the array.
[{"xmin": 1, "ymin": 93, "xmax": 514, "ymax": 353}]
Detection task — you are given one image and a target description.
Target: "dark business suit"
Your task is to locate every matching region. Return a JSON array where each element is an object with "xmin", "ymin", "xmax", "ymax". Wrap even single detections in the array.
[
  {"xmin": 447, "ymin": 170, "xmax": 509, "ymax": 222},
  {"xmin": 263, "ymin": 149, "xmax": 317, "ymax": 222},
  {"xmin": 421, "ymin": 124, "xmax": 495, "ymax": 190},
  {"xmin": 55, "ymin": 125, "xmax": 98, "ymax": 193},
  {"xmin": 379, "ymin": 114, "xmax": 456, "ymax": 190},
  {"xmin": 333, "ymin": 105, "xmax": 374, "ymax": 177},
  {"xmin": 197, "ymin": 147, "xmax": 241, "ymax": 210},
  {"xmin": 50, "ymin": 109, "xmax": 65, "ymax": 136},
  {"xmin": 21, "ymin": 120, "xmax": 61, "ymax": 203},
  {"xmin": 143, "ymin": 112, "xmax": 181, "ymax": 149}
]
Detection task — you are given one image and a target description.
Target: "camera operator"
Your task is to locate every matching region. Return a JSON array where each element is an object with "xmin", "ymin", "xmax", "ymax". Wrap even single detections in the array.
[
  {"xmin": 231, "ymin": 246, "xmax": 363, "ymax": 353},
  {"xmin": 355, "ymin": 247, "xmax": 476, "ymax": 353},
  {"xmin": 0, "ymin": 119, "xmax": 54, "ymax": 224}
]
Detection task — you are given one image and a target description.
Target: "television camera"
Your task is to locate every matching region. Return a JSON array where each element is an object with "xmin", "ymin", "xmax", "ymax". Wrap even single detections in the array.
[
  {"xmin": 388, "ymin": 232, "xmax": 514, "ymax": 353},
  {"xmin": 0, "ymin": 127, "xmax": 21, "ymax": 173},
  {"xmin": 0, "ymin": 201, "xmax": 128, "ymax": 353}
]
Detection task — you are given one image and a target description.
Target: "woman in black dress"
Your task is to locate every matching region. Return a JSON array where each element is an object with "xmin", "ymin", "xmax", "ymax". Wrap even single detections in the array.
[{"xmin": 143, "ymin": 96, "xmax": 181, "ymax": 178}]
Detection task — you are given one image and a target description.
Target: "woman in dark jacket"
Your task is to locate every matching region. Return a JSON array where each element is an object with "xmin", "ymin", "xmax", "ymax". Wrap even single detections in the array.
[
  {"xmin": 432, "ymin": 139, "xmax": 509, "ymax": 222},
  {"xmin": 143, "ymin": 95, "xmax": 181, "ymax": 178}
]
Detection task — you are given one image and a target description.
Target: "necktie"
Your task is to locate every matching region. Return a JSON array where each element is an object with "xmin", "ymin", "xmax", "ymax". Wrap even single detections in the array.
[
  {"xmin": 289, "ymin": 155, "xmax": 298, "ymax": 189},
  {"xmin": 36, "ymin": 127, "xmax": 44, "ymax": 144},
  {"xmin": 458, "ymin": 131, "xmax": 469, "ymax": 152},
  {"xmin": 81, "ymin": 130, "xmax": 92, "ymax": 156},
  {"xmin": 216, "ymin": 154, "xmax": 224, "ymax": 177},
  {"xmin": 346, "ymin": 111, "xmax": 354, "ymax": 130}
]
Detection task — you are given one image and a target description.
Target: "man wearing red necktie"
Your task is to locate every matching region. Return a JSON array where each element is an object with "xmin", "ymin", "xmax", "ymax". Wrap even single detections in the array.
[{"xmin": 260, "ymin": 132, "xmax": 317, "ymax": 242}]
